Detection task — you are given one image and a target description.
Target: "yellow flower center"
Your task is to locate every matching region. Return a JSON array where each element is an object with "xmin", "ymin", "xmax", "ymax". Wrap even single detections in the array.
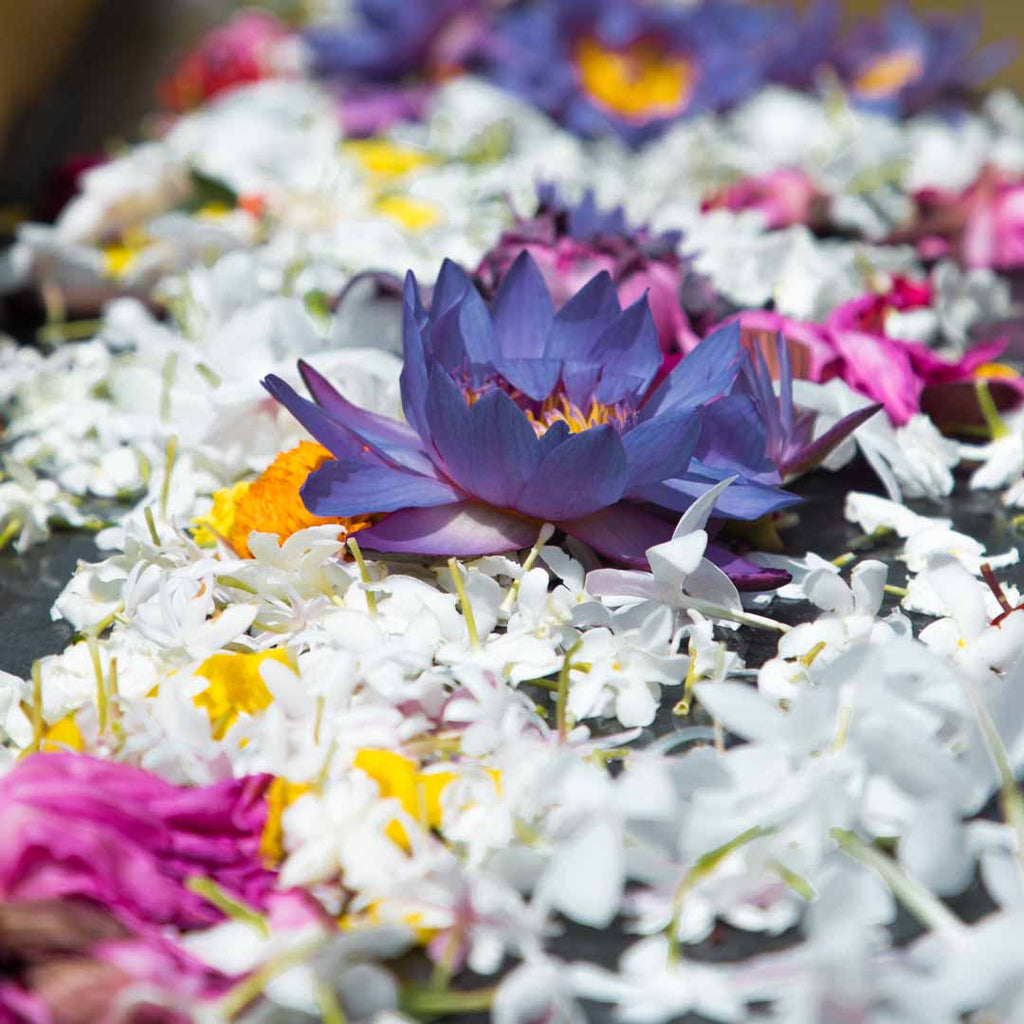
[
  {"xmin": 193, "ymin": 648, "xmax": 291, "ymax": 740},
  {"xmin": 523, "ymin": 392, "xmax": 631, "ymax": 438},
  {"xmin": 101, "ymin": 226, "xmax": 150, "ymax": 279},
  {"xmin": 574, "ymin": 36, "xmax": 696, "ymax": 122},
  {"xmin": 853, "ymin": 49, "xmax": 924, "ymax": 99}
]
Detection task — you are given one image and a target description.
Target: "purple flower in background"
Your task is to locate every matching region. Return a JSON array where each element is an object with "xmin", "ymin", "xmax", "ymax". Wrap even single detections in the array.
[
  {"xmin": 304, "ymin": 0, "xmax": 491, "ymax": 135},
  {"xmin": 265, "ymin": 253, "xmax": 798, "ymax": 590},
  {"xmin": 836, "ymin": 1, "xmax": 1016, "ymax": 117},
  {"xmin": 0, "ymin": 754, "xmax": 276, "ymax": 936},
  {"xmin": 484, "ymin": 0, "xmax": 766, "ymax": 145},
  {"xmin": 741, "ymin": 331, "xmax": 882, "ymax": 481},
  {"xmin": 475, "ymin": 184, "xmax": 704, "ymax": 366}
]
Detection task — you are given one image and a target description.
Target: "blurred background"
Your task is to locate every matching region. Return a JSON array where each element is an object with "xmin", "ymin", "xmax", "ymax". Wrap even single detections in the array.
[{"xmin": 0, "ymin": 0, "xmax": 1021, "ymax": 210}]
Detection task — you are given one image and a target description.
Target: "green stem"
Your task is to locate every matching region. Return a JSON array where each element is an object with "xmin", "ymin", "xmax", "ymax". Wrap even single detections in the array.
[
  {"xmin": 186, "ymin": 876, "xmax": 270, "ymax": 937},
  {"xmin": 448, "ymin": 557, "xmax": 479, "ymax": 648},
  {"xmin": 144, "ymin": 506, "xmax": 161, "ymax": 546},
  {"xmin": 348, "ymin": 537, "xmax": 377, "ymax": 616},
  {"xmin": 500, "ymin": 522, "xmax": 555, "ymax": 614},
  {"xmin": 556, "ymin": 640, "xmax": 582, "ymax": 740},
  {"xmin": 975, "ymin": 379, "xmax": 1008, "ymax": 441},
  {"xmin": 962, "ymin": 677, "xmax": 1024, "ymax": 870},
  {"xmin": 401, "ymin": 985, "xmax": 496, "ymax": 1019},
  {"xmin": 159, "ymin": 435, "xmax": 178, "ymax": 521},
  {"xmin": 831, "ymin": 828, "xmax": 965, "ymax": 936},
  {"xmin": 0, "ymin": 517, "xmax": 22, "ymax": 552}
]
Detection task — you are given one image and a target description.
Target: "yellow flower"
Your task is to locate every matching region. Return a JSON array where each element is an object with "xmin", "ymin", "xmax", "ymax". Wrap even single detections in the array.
[
  {"xmin": 374, "ymin": 194, "xmax": 440, "ymax": 232},
  {"xmin": 192, "ymin": 480, "xmax": 252, "ymax": 547},
  {"xmin": 344, "ymin": 139, "xmax": 436, "ymax": 179},
  {"xmin": 260, "ymin": 776, "xmax": 312, "ymax": 865},
  {"xmin": 574, "ymin": 37, "xmax": 695, "ymax": 122},
  {"xmin": 101, "ymin": 226, "xmax": 150, "ymax": 279},
  {"xmin": 40, "ymin": 714, "xmax": 84, "ymax": 753},
  {"xmin": 853, "ymin": 49, "xmax": 924, "ymax": 99},
  {"xmin": 353, "ymin": 748, "xmax": 500, "ymax": 849},
  {"xmin": 193, "ymin": 648, "xmax": 291, "ymax": 740},
  {"xmin": 223, "ymin": 441, "xmax": 374, "ymax": 558}
]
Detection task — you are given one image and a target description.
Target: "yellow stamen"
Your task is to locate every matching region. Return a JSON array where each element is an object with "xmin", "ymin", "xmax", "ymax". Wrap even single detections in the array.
[
  {"xmin": 523, "ymin": 392, "xmax": 629, "ymax": 437},
  {"xmin": 575, "ymin": 36, "xmax": 695, "ymax": 122}
]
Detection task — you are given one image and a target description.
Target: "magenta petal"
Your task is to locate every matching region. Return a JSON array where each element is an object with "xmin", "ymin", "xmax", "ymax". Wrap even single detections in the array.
[
  {"xmin": 356, "ymin": 502, "xmax": 540, "ymax": 557},
  {"xmin": 706, "ymin": 544, "xmax": 792, "ymax": 592},
  {"xmin": 560, "ymin": 502, "xmax": 674, "ymax": 568}
]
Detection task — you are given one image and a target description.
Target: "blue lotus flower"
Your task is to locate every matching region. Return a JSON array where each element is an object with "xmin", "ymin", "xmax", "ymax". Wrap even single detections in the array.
[
  {"xmin": 740, "ymin": 330, "xmax": 882, "ymax": 481},
  {"xmin": 264, "ymin": 254, "xmax": 798, "ymax": 590},
  {"xmin": 837, "ymin": 1, "xmax": 1016, "ymax": 117},
  {"xmin": 484, "ymin": 0, "xmax": 766, "ymax": 146}
]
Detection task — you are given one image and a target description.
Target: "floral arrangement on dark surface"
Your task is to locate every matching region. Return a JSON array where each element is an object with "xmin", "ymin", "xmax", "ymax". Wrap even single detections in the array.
[{"xmin": 2, "ymin": 1, "xmax": 1024, "ymax": 1021}]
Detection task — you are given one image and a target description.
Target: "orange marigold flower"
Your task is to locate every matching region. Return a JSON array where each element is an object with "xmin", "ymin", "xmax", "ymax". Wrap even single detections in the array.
[{"xmin": 227, "ymin": 441, "xmax": 372, "ymax": 557}]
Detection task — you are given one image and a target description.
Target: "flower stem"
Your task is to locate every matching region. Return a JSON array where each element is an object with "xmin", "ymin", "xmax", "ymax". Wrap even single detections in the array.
[
  {"xmin": 975, "ymin": 379, "xmax": 1008, "ymax": 441},
  {"xmin": 448, "ymin": 558, "xmax": 479, "ymax": 648},
  {"xmin": 500, "ymin": 522, "xmax": 555, "ymax": 614},
  {"xmin": 556, "ymin": 640, "xmax": 582, "ymax": 740},
  {"xmin": 830, "ymin": 828, "xmax": 965, "ymax": 936},
  {"xmin": 186, "ymin": 876, "xmax": 270, "ymax": 937},
  {"xmin": 86, "ymin": 633, "xmax": 107, "ymax": 735},
  {"xmin": 30, "ymin": 661, "xmax": 43, "ymax": 754},
  {"xmin": 401, "ymin": 984, "xmax": 496, "ymax": 1018},
  {"xmin": 0, "ymin": 517, "xmax": 22, "ymax": 552},
  {"xmin": 159, "ymin": 435, "xmax": 178, "ymax": 521},
  {"xmin": 144, "ymin": 506, "xmax": 161, "ymax": 546},
  {"xmin": 348, "ymin": 537, "xmax": 377, "ymax": 616},
  {"xmin": 961, "ymin": 676, "xmax": 1024, "ymax": 869}
]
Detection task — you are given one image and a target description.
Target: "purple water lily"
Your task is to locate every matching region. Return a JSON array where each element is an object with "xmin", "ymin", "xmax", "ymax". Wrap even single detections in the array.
[
  {"xmin": 304, "ymin": 0, "xmax": 493, "ymax": 134},
  {"xmin": 740, "ymin": 330, "xmax": 882, "ymax": 481},
  {"xmin": 475, "ymin": 184, "xmax": 709, "ymax": 364},
  {"xmin": 265, "ymin": 253, "xmax": 798, "ymax": 590},
  {"xmin": 836, "ymin": 1, "xmax": 1016, "ymax": 117},
  {"xmin": 484, "ymin": 0, "xmax": 765, "ymax": 146}
]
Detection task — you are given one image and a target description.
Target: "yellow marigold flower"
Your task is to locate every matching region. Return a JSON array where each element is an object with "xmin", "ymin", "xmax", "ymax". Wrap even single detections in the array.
[
  {"xmin": 192, "ymin": 480, "xmax": 252, "ymax": 547},
  {"xmin": 193, "ymin": 648, "xmax": 291, "ymax": 740},
  {"xmin": 259, "ymin": 776, "xmax": 311, "ymax": 865},
  {"xmin": 226, "ymin": 441, "xmax": 373, "ymax": 557}
]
